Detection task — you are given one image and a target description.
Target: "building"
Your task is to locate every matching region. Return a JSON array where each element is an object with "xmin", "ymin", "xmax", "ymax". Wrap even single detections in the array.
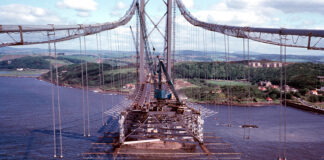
[
  {"xmin": 258, "ymin": 81, "xmax": 272, "ymax": 87},
  {"xmin": 318, "ymin": 76, "xmax": 324, "ymax": 82},
  {"xmin": 258, "ymin": 86, "xmax": 267, "ymax": 91},
  {"xmin": 248, "ymin": 60, "xmax": 282, "ymax": 68},
  {"xmin": 284, "ymin": 85, "xmax": 290, "ymax": 92},
  {"xmin": 271, "ymin": 85, "xmax": 279, "ymax": 89},
  {"xmin": 310, "ymin": 90, "xmax": 318, "ymax": 95},
  {"xmin": 290, "ymin": 88, "xmax": 298, "ymax": 93},
  {"xmin": 125, "ymin": 84, "xmax": 135, "ymax": 89}
]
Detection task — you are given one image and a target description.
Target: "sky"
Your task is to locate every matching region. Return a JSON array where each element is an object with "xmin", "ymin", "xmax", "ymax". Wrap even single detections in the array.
[{"xmin": 0, "ymin": 0, "xmax": 323, "ymax": 55}]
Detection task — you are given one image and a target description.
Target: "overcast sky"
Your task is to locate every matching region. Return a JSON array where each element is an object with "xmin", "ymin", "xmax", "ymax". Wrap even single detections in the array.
[{"xmin": 0, "ymin": 0, "xmax": 323, "ymax": 55}]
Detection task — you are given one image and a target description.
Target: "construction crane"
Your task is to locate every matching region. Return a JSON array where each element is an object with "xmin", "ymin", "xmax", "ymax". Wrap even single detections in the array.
[
  {"xmin": 155, "ymin": 58, "xmax": 181, "ymax": 104},
  {"xmin": 136, "ymin": 2, "xmax": 181, "ymax": 104}
]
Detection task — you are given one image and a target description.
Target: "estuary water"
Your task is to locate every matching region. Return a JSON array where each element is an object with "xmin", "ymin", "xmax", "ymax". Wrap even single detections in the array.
[{"xmin": 0, "ymin": 77, "xmax": 324, "ymax": 160}]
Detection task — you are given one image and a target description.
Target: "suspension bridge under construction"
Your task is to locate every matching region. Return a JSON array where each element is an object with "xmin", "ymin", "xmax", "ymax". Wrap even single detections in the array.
[{"xmin": 1, "ymin": 0, "xmax": 324, "ymax": 159}]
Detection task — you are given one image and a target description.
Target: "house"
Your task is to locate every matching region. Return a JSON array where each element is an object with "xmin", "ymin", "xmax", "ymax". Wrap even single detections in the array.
[
  {"xmin": 271, "ymin": 85, "xmax": 279, "ymax": 89},
  {"xmin": 318, "ymin": 76, "xmax": 324, "ymax": 82},
  {"xmin": 16, "ymin": 68, "xmax": 24, "ymax": 71},
  {"xmin": 310, "ymin": 90, "xmax": 318, "ymax": 95},
  {"xmin": 284, "ymin": 85, "xmax": 290, "ymax": 92},
  {"xmin": 320, "ymin": 87, "xmax": 324, "ymax": 91},
  {"xmin": 96, "ymin": 59, "xmax": 104, "ymax": 64},
  {"xmin": 125, "ymin": 84, "xmax": 135, "ymax": 89},
  {"xmin": 258, "ymin": 81, "xmax": 272, "ymax": 87},
  {"xmin": 266, "ymin": 97, "xmax": 273, "ymax": 102},
  {"xmin": 290, "ymin": 88, "xmax": 298, "ymax": 93},
  {"xmin": 258, "ymin": 86, "xmax": 267, "ymax": 91}
]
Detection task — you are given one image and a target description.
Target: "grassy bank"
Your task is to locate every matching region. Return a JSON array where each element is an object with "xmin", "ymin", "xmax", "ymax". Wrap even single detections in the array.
[{"xmin": 0, "ymin": 69, "xmax": 49, "ymax": 77}]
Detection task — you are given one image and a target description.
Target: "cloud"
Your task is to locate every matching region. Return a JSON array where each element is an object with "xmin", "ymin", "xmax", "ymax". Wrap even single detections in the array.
[
  {"xmin": 263, "ymin": 0, "xmax": 324, "ymax": 15},
  {"xmin": 0, "ymin": 4, "xmax": 62, "ymax": 24},
  {"xmin": 110, "ymin": 1, "xmax": 127, "ymax": 17},
  {"xmin": 57, "ymin": 0, "xmax": 98, "ymax": 17},
  {"xmin": 116, "ymin": 1, "xmax": 126, "ymax": 10},
  {"xmin": 77, "ymin": 11, "xmax": 90, "ymax": 17},
  {"xmin": 182, "ymin": 0, "xmax": 194, "ymax": 9},
  {"xmin": 188, "ymin": 0, "xmax": 274, "ymax": 27}
]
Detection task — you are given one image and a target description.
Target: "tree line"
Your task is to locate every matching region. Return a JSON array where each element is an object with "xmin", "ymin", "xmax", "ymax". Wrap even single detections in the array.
[{"xmin": 173, "ymin": 62, "xmax": 324, "ymax": 90}]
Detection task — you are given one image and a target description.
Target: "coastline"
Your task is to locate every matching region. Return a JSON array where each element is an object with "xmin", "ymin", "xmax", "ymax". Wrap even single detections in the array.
[
  {"xmin": 37, "ymin": 76, "xmax": 130, "ymax": 95},
  {"xmin": 0, "ymin": 75, "xmax": 279, "ymax": 107},
  {"xmin": 0, "ymin": 69, "xmax": 49, "ymax": 78},
  {"xmin": 190, "ymin": 100, "xmax": 279, "ymax": 107},
  {"xmin": 0, "ymin": 75, "xmax": 40, "ymax": 78}
]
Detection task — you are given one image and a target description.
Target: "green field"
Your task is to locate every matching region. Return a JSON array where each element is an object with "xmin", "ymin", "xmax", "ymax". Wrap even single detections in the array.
[
  {"xmin": 205, "ymin": 80, "xmax": 250, "ymax": 86},
  {"xmin": 60, "ymin": 55, "xmax": 98, "ymax": 63},
  {"xmin": 104, "ymin": 68, "xmax": 135, "ymax": 74},
  {"xmin": 46, "ymin": 59, "xmax": 72, "ymax": 65}
]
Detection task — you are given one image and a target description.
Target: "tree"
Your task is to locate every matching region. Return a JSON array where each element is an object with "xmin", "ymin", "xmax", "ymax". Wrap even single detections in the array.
[
  {"xmin": 288, "ymin": 74, "xmax": 317, "ymax": 90},
  {"xmin": 308, "ymin": 95, "xmax": 319, "ymax": 103}
]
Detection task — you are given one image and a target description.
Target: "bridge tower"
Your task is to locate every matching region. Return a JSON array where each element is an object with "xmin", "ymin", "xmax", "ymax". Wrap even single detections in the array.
[
  {"xmin": 139, "ymin": 0, "xmax": 145, "ymax": 84},
  {"xmin": 166, "ymin": 0, "xmax": 173, "ymax": 77},
  {"xmin": 139, "ymin": 0, "xmax": 173, "ymax": 84}
]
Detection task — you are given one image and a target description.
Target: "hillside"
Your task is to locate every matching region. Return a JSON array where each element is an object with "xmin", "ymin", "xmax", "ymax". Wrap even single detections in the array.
[
  {"xmin": 41, "ymin": 63, "xmax": 137, "ymax": 91},
  {"xmin": 0, "ymin": 56, "xmax": 51, "ymax": 69}
]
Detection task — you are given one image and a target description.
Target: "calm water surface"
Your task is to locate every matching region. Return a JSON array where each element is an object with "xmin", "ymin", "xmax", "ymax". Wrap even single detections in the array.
[{"xmin": 0, "ymin": 77, "xmax": 324, "ymax": 160}]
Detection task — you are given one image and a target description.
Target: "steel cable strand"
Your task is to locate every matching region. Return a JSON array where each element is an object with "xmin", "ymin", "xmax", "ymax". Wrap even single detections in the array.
[
  {"xmin": 79, "ymin": 36, "xmax": 87, "ymax": 137},
  {"xmin": 83, "ymin": 36, "xmax": 91, "ymax": 137},
  {"xmin": 247, "ymin": 38, "xmax": 252, "ymax": 139},
  {"xmin": 283, "ymin": 37, "xmax": 288, "ymax": 159},
  {"xmin": 47, "ymin": 34, "xmax": 57, "ymax": 158},
  {"xmin": 242, "ymin": 38, "xmax": 247, "ymax": 140},
  {"xmin": 53, "ymin": 29, "xmax": 64, "ymax": 158},
  {"xmin": 278, "ymin": 36, "xmax": 283, "ymax": 160}
]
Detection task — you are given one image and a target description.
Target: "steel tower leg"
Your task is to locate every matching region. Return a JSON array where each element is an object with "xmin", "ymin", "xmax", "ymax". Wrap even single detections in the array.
[
  {"xmin": 139, "ymin": 0, "xmax": 145, "ymax": 84},
  {"xmin": 166, "ymin": 0, "xmax": 173, "ymax": 77}
]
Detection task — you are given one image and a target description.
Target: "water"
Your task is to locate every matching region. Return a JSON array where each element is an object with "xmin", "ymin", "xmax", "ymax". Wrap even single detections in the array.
[
  {"xmin": 0, "ymin": 77, "xmax": 123, "ymax": 159},
  {"xmin": 0, "ymin": 77, "xmax": 324, "ymax": 160},
  {"xmin": 204, "ymin": 105, "xmax": 324, "ymax": 160},
  {"xmin": 0, "ymin": 70, "xmax": 10, "ymax": 74}
]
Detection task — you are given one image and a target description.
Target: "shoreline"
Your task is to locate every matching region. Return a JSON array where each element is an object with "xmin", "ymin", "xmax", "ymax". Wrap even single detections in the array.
[
  {"xmin": 37, "ymin": 76, "xmax": 130, "ymax": 96},
  {"xmin": 189, "ymin": 100, "xmax": 279, "ymax": 107},
  {"xmin": 0, "ymin": 69, "xmax": 49, "ymax": 78},
  {"xmin": 0, "ymin": 75, "xmax": 280, "ymax": 107},
  {"xmin": 0, "ymin": 75, "xmax": 40, "ymax": 78}
]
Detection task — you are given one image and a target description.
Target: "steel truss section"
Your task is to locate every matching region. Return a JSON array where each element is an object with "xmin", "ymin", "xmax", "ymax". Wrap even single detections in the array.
[
  {"xmin": 175, "ymin": 0, "xmax": 324, "ymax": 50},
  {"xmin": 0, "ymin": 0, "xmax": 138, "ymax": 47}
]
